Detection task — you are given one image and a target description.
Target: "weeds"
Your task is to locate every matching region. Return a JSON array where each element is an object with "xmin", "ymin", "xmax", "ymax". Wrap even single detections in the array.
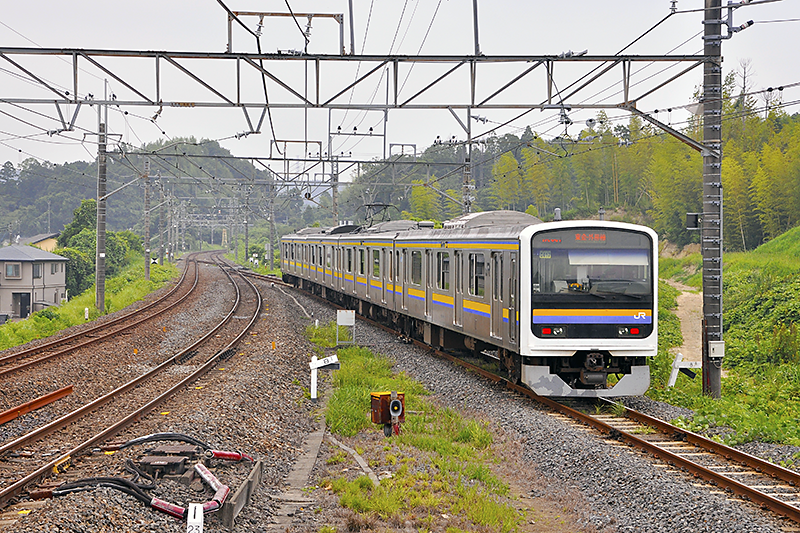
[{"xmin": 310, "ymin": 321, "xmax": 524, "ymax": 532}]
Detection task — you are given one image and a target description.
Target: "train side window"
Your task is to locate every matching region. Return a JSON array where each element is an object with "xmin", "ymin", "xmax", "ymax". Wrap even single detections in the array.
[
  {"xmin": 318, "ymin": 246, "xmax": 324, "ymax": 266},
  {"xmin": 437, "ymin": 252, "xmax": 450, "ymax": 290},
  {"xmin": 468, "ymin": 253, "xmax": 485, "ymax": 296},
  {"xmin": 411, "ymin": 251, "xmax": 422, "ymax": 285},
  {"xmin": 311, "ymin": 246, "xmax": 316, "ymax": 265},
  {"xmin": 347, "ymin": 248, "xmax": 353, "ymax": 272},
  {"xmin": 358, "ymin": 249, "xmax": 365, "ymax": 275},
  {"xmin": 326, "ymin": 246, "xmax": 332, "ymax": 268},
  {"xmin": 372, "ymin": 249, "xmax": 380, "ymax": 277}
]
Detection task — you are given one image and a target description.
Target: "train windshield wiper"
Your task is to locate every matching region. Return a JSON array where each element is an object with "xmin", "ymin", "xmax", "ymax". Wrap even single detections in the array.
[{"xmin": 589, "ymin": 280, "xmax": 646, "ymax": 299}]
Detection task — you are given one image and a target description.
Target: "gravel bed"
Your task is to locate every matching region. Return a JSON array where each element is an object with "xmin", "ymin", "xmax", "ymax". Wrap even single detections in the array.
[
  {"xmin": 3, "ymin": 275, "xmax": 799, "ymax": 532},
  {"xmin": 0, "ymin": 262, "xmax": 234, "ymax": 447},
  {"xmin": 2, "ymin": 272, "xmax": 319, "ymax": 532},
  {"xmin": 293, "ymin": 293, "xmax": 794, "ymax": 533}
]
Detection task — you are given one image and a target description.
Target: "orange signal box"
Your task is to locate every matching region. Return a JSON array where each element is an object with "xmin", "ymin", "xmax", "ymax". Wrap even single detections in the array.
[{"xmin": 370, "ymin": 391, "xmax": 405, "ymax": 425}]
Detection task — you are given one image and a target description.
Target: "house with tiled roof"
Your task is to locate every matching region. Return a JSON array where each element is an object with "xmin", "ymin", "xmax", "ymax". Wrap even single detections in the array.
[
  {"xmin": 19, "ymin": 232, "xmax": 60, "ymax": 252},
  {"xmin": 0, "ymin": 245, "xmax": 68, "ymax": 320}
]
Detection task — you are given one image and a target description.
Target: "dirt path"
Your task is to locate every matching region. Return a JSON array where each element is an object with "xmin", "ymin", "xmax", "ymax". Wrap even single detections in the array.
[{"xmin": 665, "ymin": 280, "xmax": 703, "ymax": 362}]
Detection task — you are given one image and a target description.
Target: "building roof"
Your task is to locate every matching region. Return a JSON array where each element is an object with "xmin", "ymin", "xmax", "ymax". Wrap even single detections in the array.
[
  {"xmin": 19, "ymin": 233, "xmax": 60, "ymax": 246},
  {"xmin": 0, "ymin": 245, "xmax": 68, "ymax": 262}
]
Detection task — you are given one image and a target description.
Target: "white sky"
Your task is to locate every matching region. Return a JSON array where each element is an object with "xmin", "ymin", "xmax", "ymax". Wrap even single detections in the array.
[{"xmin": 0, "ymin": 0, "xmax": 797, "ymax": 176}]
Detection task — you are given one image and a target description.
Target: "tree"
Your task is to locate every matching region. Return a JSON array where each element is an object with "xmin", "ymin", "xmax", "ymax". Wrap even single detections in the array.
[
  {"xmin": 408, "ymin": 180, "xmax": 440, "ymax": 221},
  {"xmin": 54, "ymin": 247, "xmax": 94, "ymax": 298},
  {"xmin": 67, "ymin": 228, "xmax": 130, "ymax": 277},
  {"xmin": 522, "ymin": 147, "xmax": 550, "ymax": 216},
  {"xmin": 58, "ymin": 199, "xmax": 96, "ymax": 247},
  {"xmin": 116, "ymin": 229, "xmax": 143, "ymax": 255},
  {"xmin": 490, "ymin": 153, "xmax": 524, "ymax": 210},
  {"xmin": 0, "ymin": 161, "xmax": 15, "ymax": 183}
]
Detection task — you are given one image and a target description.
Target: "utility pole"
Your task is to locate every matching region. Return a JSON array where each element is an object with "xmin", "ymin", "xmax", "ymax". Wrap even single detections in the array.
[
  {"xmin": 143, "ymin": 159, "xmax": 151, "ymax": 281},
  {"xmin": 702, "ymin": 0, "xmax": 724, "ymax": 398},
  {"xmin": 95, "ymin": 120, "xmax": 107, "ymax": 312},
  {"xmin": 332, "ymin": 156, "xmax": 339, "ymax": 224},
  {"xmin": 158, "ymin": 172, "xmax": 164, "ymax": 265}
]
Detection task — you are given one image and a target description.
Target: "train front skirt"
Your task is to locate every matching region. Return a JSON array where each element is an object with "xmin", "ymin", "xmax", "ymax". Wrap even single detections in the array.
[{"xmin": 522, "ymin": 365, "xmax": 650, "ymax": 397}]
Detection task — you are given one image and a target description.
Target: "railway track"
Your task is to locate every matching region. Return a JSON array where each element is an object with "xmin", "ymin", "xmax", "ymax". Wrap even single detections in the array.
[
  {"xmin": 0, "ymin": 253, "xmax": 201, "ymax": 380},
  {"xmin": 0, "ymin": 254, "xmax": 263, "ymax": 510},
  {"xmin": 277, "ymin": 277, "xmax": 800, "ymax": 526}
]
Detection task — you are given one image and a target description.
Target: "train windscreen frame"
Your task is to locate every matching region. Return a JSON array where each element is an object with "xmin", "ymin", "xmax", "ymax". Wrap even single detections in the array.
[{"xmin": 530, "ymin": 228, "xmax": 654, "ymax": 339}]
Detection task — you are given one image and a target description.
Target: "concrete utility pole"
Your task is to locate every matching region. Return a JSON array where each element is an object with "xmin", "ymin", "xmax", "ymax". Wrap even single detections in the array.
[
  {"xmin": 95, "ymin": 120, "xmax": 107, "ymax": 313},
  {"xmin": 143, "ymin": 160, "xmax": 151, "ymax": 281},
  {"xmin": 158, "ymin": 173, "xmax": 164, "ymax": 265},
  {"xmin": 702, "ymin": 0, "xmax": 724, "ymax": 398}
]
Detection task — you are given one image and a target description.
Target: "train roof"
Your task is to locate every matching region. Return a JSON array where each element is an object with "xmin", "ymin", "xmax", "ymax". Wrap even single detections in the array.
[
  {"xmin": 282, "ymin": 210, "xmax": 544, "ymax": 242},
  {"xmin": 443, "ymin": 210, "xmax": 541, "ymax": 229}
]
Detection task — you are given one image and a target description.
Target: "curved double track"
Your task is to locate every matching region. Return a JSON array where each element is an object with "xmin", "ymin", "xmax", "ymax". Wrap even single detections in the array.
[
  {"xmin": 0, "ymin": 254, "xmax": 262, "ymax": 508},
  {"xmin": 0, "ymin": 254, "xmax": 200, "ymax": 379}
]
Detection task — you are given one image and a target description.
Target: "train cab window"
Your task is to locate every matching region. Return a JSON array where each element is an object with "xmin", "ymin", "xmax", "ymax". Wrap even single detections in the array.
[
  {"xmin": 468, "ymin": 253, "xmax": 485, "ymax": 296},
  {"xmin": 437, "ymin": 252, "xmax": 450, "ymax": 290},
  {"xmin": 372, "ymin": 249, "xmax": 380, "ymax": 277},
  {"xmin": 347, "ymin": 248, "xmax": 353, "ymax": 272},
  {"xmin": 411, "ymin": 251, "xmax": 422, "ymax": 285}
]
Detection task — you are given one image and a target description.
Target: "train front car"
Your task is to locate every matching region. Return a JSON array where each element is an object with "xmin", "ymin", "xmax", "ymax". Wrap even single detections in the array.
[{"xmin": 519, "ymin": 221, "xmax": 658, "ymax": 397}]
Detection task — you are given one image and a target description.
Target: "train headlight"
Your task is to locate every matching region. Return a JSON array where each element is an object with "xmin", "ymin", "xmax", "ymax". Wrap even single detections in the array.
[{"xmin": 541, "ymin": 326, "xmax": 566, "ymax": 337}]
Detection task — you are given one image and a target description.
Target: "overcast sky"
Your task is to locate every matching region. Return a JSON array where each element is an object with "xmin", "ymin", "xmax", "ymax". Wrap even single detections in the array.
[{"xmin": 1, "ymin": 0, "xmax": 797, "ymax": 176}]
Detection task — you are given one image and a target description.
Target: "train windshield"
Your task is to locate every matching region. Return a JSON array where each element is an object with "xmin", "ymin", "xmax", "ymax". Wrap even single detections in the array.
[{"xmin": 531, "ymin": 228, "xmax": 653, "ymax": 302}]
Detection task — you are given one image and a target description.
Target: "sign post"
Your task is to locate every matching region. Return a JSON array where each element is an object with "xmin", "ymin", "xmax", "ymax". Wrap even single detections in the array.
[
  {"xmin": 309, "ymin": 354, "xmax": 340, "ymax": 401},
  {"xmin": 337, "ymin": 309, "xmax": 356, "ymax": 345}
]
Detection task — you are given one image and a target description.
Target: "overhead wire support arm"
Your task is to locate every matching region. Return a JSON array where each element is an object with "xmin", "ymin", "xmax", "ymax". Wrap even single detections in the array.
[{"xmin": 624, "ymin": 105, "xmax": 720, "ymax": 158}]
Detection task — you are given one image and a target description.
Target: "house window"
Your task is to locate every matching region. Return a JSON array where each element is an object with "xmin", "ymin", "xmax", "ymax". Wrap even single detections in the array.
[
  {"xmin": 5, "ymin": 263, "xmax": 21, "ymax": 279},
  {"xmin": 411, "ymin": 251, "xmax": 422, "ymax": 285},
  {"xmin": 51, "ymin": 263, "xmax": 57, "ymax": 275},
  {"xmin": 468, "ymin": 253, "xmax": 485, "ymax": 296},
  {"xmin": 437, "ymin": 252, "xmax": 450, "ymax": 290},
  {"xmin": 33, "ymin": 264, "xmax": 42, "ymax": 279}
]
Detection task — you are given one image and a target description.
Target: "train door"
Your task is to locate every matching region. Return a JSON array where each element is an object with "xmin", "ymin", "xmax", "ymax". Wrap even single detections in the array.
[
  {"xmin": 425, "ymin": 250, "xmax": 432, "ymax": 318},
  {"xmin": 382, "ymin": 249, "xmax": 388, "ymax": 304},
  {"xmin": 401, "ymin": 250, "xmax": 407, "ymax": 310},
  {"xmin": 491, "ymin": 252, "xmax": 504, "ymax": 339},
  {"xmin": 397, "ymin": 249, "xmax": 404, "ymax": 310},
  {"xmin": 454, "ymin": 250, "xmax": 463, "ymax": 326},
  {"xmin": 509, "ymin": 252, "xmax": 517, "ymax": 344}
]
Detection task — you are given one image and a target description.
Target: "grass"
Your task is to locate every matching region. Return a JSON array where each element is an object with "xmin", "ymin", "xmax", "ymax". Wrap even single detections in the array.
[
  {"xmin": 311, "ymin": 321, "xmax": 525, "ymax": 533},
  {"xmin": 0, "ymin": 258, "xmax": 179, "ymax": 351},
  {"xmin": 653, "ymin": 230, "xmax": 800, "ymax": 447}
]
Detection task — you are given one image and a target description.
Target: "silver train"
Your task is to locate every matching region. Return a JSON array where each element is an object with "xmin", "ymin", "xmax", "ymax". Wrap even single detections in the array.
[{"xmin": 280, "ymin": 211, "xmax": 658, "ymax": 397}]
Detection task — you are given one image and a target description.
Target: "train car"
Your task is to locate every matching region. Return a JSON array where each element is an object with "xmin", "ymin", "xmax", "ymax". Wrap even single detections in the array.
[{"xmin": 281, "ymin": 211, "xmax": 657, "ymax": 397}]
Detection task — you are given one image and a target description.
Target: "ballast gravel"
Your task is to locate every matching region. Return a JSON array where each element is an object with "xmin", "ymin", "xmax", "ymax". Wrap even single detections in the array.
[
  {"xmin": 2, "ymin": 273, "xmax": 798, "ymax": 533},
  {"xmin": 296, "ymin": 292, "xmax": 793, "ymax": 533}
]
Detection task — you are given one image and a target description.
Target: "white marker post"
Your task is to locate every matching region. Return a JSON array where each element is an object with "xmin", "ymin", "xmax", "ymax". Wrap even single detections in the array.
[
  {"xmin": 186, "ymin": 503, "xmax": 203, "ymax": 532},
  {"xmin": 309, "ymin": 354, "xmax": 340, "ymax": 401}
]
